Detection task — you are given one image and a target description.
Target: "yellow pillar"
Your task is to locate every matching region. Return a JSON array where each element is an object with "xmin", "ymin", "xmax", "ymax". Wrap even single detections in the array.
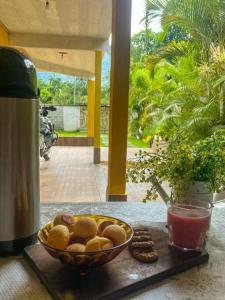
[
  {"xmin": 87, "ymin": 80, "xmax": 95, "ymax": 138},
  {"xmin": 93, "ymin": 51, "xmax": 102, "ymax": 164},
  {"xmin": 0, "ymin": 24, "xmax": 9, "ymax": 45},
  {"xmin": 107, "ymin": 0, "xmax": 132, "ymax": 201}
]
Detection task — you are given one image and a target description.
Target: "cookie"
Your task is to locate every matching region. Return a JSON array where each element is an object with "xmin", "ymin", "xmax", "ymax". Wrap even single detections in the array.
[
  {"xmin": 133, "ymin": 230, "xmax": 152, "ymax": 238},
  {"xmin": 134, "ymin": 228, "xmax": 149, "ymax": 232},
  {"xmin": 132, "ymin": 249, "xmax": 158, "ymax": 263},
  {"xmin": 132, "ymin": 235, "xmax": 152, "ymax": 242},
  {"xmin": 131, "ymin": 241, "xmax": 154, "ymax": 250},
  {"xmin": 130, "ymin": 227, "xmax": 158, "ymax": 263}
]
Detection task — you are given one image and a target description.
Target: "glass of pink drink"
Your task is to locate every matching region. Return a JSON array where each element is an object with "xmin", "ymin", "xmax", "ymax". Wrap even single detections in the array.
[{"xmin": 167, "ymin": 203, "xmax": 211, "ymax": 252}]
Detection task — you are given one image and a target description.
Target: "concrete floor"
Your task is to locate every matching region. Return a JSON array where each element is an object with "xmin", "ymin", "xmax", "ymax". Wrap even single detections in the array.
[{"xmin": 40, "ymin": 146, "xmax": 152, "ymax": 203}]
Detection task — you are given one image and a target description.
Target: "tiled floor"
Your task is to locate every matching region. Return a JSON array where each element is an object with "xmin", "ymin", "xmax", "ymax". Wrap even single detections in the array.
[{"xmin": 40, "ymin": 146, "xmax": 160, "ymax": 203}]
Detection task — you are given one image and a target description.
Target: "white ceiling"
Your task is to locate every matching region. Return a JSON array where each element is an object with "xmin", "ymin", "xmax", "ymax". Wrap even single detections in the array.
[
  {"xmin": 29, "ymin": 48, "xmax": 95, "ymax": 78},
  {"xmin": 0, "ymin": 0, "xmax": 112, "ymax": 79}
]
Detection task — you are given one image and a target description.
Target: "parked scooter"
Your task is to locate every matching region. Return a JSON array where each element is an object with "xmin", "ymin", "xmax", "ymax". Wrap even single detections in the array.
[{"xmin": 40, "ymin": 103, "xmax": 58, "ymax": 161}]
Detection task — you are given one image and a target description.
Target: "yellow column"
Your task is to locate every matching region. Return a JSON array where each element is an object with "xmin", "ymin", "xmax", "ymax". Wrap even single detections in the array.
[
  {"xmin": 93, "ymin": 51, "xmax": 102, "ymax": 164},
  {"xmin": 107, "ymin": 0, "xmax": 132, "ymax": 201},
  {"xmin": 0, "ymin": 24, "xmax": 9, "ymax": 45},
  {"xmin": 87, "ymin": 80, "xmax": 95, "ymax": 138}
]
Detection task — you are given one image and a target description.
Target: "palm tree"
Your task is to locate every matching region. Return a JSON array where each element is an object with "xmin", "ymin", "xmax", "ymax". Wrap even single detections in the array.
[
  {"xmin": 145, "ymin": 0, "xmax": 225, "ymax": 59},
  {"xmin": 142, "ymin": 0, "xmax": 225, "ymax": 135}
]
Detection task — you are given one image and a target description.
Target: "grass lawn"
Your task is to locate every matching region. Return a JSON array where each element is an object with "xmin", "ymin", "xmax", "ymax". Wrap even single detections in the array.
[
  {"xmin": 101, "ymin": 134, "xmax": 149, "ymax": 148},
  {"xmin": 56, "ymin": 131, "xmax": 149, "ymax": 148},
  {"xmin": 56, "ymin": 130, "xmax": 87, "ymax": 137},
  {"xmin": 127, "ymin": 136, "xmax": 149, "ymax": 148}
]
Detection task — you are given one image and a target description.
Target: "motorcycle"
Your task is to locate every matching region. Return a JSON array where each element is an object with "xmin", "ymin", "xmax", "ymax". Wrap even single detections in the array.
[{"xmin": 40, "ymin": 104, "xmax": 58, "ymax": 161}]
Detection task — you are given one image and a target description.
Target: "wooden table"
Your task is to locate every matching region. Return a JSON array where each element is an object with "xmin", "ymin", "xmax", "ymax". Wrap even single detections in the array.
[{"xmin": 0, "ymin": 201, "xmax": 225, "ymax": 300}]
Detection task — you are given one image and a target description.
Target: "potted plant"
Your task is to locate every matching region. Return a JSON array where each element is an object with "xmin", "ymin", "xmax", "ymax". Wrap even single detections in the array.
[{"xmin": 127, "ymin": 130, "xmax": 225, "ymax": 207}]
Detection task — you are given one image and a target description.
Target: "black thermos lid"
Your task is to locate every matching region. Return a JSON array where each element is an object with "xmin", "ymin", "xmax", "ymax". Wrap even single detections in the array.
[{"xmin": 0, "ymin": 47, "xmax": 37, "ymax": 99}]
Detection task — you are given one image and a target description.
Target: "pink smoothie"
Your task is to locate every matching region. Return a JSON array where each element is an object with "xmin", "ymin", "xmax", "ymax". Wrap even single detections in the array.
[{"xmin": 168, "ymin": 205, "xmax": 211, "ymax": 251}]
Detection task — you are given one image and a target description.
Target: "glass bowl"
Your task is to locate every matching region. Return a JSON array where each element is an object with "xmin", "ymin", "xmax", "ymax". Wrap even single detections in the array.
[{"xmin": 38, "ymin": 214, "xmax": 133, "ymax": 269}]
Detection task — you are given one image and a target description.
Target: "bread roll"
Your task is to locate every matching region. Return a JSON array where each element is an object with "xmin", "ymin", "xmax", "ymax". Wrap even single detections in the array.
[
  {"xmin": 99, "ymin": 237, "xmax": 113, "ymax": 250},
  {"xmin": 85, "ymin": 236, "xmax": 113, "ymax": 252},
  {"xmin": 66, "ymin": 243, "xmax": 85, "ymax": 252},
  {"xmin": 47, "ymin": 225, "xmax": 69, "ymax": 250},
  {"xmin": 97, "ymin": 220, "xmax": 114, "ymax": 236},
  {"xmin": 102, "ymin": 224, "xmax": 127, "ymax": 245},
  {"xmin": 85, "ymin": 237, "xmax": 101, "ymax": 252},
  {"xmin": 53, "ymin": 213, "xmax": 75, "ymax": 231},
  {"xmin": 69, "ymin": 233, "xmax": 86, "ymax": 245},
  {"xmin": 71, "ymin": 217, "xmax": 98, "ymax": 238}
]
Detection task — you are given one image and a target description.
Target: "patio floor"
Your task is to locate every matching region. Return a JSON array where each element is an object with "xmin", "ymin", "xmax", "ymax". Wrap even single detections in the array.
[{"xmin": 40, "ymin": 146, "xmax": 154, "ymax": 203}]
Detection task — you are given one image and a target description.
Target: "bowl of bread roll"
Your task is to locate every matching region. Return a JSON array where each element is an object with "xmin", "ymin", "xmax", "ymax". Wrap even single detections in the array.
[{"xmin": 38, "ymin": 213, "xmax": 133, "ymax": 269}]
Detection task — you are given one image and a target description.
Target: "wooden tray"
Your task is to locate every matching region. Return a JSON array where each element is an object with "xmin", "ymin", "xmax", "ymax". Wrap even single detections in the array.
[{"xmin": 24, "ymin": 222, "xmax": 209, "ymax": 300}]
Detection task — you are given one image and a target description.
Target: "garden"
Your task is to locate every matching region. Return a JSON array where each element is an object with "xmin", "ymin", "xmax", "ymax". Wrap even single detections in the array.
[{"xmin": 127, "ymin": 0, "xmax": 225, "ymax": 204}]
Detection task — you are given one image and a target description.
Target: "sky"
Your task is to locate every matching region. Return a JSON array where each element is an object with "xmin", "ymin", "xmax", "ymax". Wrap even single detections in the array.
[{"xmin": 131, "ymin": 0, "xmax": 161, "ymax": 35}]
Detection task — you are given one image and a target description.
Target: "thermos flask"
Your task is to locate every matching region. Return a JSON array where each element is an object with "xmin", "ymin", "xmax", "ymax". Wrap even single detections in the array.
[{"xmin": 0, "ymin": 47, "xmax": 40, "ymax": 255}]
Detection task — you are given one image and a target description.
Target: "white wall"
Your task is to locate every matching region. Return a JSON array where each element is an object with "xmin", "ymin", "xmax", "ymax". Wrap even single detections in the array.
[{"xmin": 63, "ymin": 106, "xmax": 80, "ymax": 131}]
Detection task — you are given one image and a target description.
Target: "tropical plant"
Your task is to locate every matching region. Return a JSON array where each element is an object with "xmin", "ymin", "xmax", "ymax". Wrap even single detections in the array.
[
  {"xmin": 38, "ymin": 77, "xmax": 88, "ymax": 105},
  {"xmin": 38, "ymin": 72, "xmax": 110, "ymax": 106},
  {"xmin": 149, "ymin": 53, "xmax": 225, "ymax": 142},
  {"xmin": 146, "ymin": 0, "xmax": 225, "ymax": 125},
  {"xmin": 131, "ymin": 29, "xmax": 163, "ymax": 65},
  {"xmin": 130, "ymin": 52, "xmax": 210, "ymax": 141},
  {"xmin": 129, "ymin": 68, "xmax": 152, "ymax": 138},
  {"xmin": 145, "ymin": 0, "xmax": 225, "ymax": 60},
  {"xmin": 131, "ymin": 25, "xmax": 189, "ymax": 66},
  {"xmin": 163, "ymin": 24, "xmax": 189, "ymax": 44},
  {"xmin": 127, "ymin": 0, "xmax": 225, "ymax": 204},
  {"xmin": 129, "ymin": 0, "xmax": 225, "ymax": 142},
  {"xmin": 127, "ymin": 130, "xmax": 225, "ymax": 203}
]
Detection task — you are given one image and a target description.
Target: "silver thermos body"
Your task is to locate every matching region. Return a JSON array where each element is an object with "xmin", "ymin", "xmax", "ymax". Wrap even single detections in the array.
[{"xmin": 0, "ymin": 47, "xmax": 40, "ymax": 255}]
